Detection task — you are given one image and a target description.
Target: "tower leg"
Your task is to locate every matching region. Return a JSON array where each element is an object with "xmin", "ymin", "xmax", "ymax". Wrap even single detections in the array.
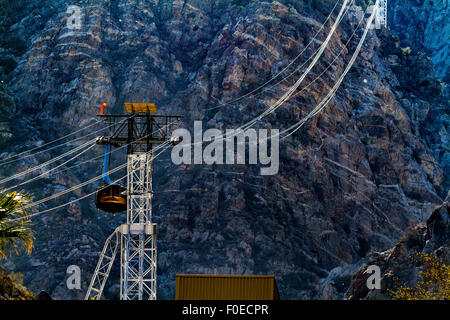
[
  {"xmin": 119, "ymin": 225, "xmax": 157, "ymax": 300},
  {"xmin": 120, "ymin": 152, "xmax": 157, "ymax": 300},
  {"xmin": 85, "ymin": 229, "xmax": 120, "ymax": 300}
]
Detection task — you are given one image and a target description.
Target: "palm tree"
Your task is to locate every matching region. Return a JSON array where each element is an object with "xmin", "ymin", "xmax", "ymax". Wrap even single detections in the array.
[{"xmin": 0, "ymin": 190, "xmax": 34, "ymax": 259}]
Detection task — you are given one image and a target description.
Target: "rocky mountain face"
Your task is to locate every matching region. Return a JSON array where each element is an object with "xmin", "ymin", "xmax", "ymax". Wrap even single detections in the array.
[
  {"xmin": 389, "ymin": 0, "xmax": 449, "ymax": 84},
  {"xmin": 346, "ymin": 192, "xmax": 449, "ymax": 300},
  {"xmin": 0, "ymin": 0, "xmax": 448, "ymax": 299}
]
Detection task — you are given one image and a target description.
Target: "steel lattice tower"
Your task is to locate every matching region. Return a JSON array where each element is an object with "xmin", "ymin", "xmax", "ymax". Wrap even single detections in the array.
[
  {"xmin": 120, "ymin": 152, "xmax": 157, "ymax": 300},
  {"xmin": 85, "ymin": 103, "xmax": 181, "ymax": 300},
  {"xmin": 378, "ymin": 0, "xmax": 388, "ymax": 28}
]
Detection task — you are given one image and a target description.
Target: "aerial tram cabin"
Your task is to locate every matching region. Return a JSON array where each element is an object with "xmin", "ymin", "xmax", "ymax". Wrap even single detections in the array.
[{"xmin": 95, "ymin": 184, "xmax": 127, "ymax": 214}]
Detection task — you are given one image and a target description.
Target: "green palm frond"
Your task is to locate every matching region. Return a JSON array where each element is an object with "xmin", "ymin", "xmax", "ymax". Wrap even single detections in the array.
[{"xmin": 0, "ymin": 190, "xmax": 34, "ymax": 259}]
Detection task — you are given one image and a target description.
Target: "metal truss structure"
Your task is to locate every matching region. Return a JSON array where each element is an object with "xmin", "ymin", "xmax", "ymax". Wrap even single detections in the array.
[
  {"xmin": 365, "ymin": 0, "xmax": 388, "ymax": 29},
  {"xmin": 120, "ymin": 153, "xmax": 157, "ymax": 300},
  {"xmin": 85, "ymin": 105, "xmax": 181, "ymax": 300},
  {"xmin": 85, "ymin": 228, "xmax": 120, "ymax": 300},
  {"xmin": 377, "ymin": 0, "xmax": 387, "ymax": 28}
]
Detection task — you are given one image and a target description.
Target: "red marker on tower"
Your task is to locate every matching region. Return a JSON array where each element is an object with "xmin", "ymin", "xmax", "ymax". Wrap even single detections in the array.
[{"xmin": 99, "ymin": 103, "xmax": 107, "ymax": 115}]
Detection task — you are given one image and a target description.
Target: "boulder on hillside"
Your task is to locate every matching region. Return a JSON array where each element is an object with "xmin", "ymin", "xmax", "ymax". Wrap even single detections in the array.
[{"xmin": 347, "ymin": 192, "xmax": 449, "ymax": 300}]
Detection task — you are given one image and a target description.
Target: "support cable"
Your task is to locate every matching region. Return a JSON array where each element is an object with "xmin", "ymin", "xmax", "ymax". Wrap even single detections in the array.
[
  {"xmin": 287, "ymin": 6, "xmax": 367, "ymax": 101},
  {"xmin": 187, "ymin": 0, "xmax": 352, "ymax": 149},
  {"xmin": 4, "ymin": 143, "xmax": 97, "ymax": 191},
  {"xmin": 237, "ymin": 0, "xmax": 353, "ymax": 130},
  {"xmin": 48, "ymin": 121, "xmax": 178, "ymax": 178},
  {"xmin": 0, "ymin": 120, "xmax": 101, "ymax": 164},
  {"xmin": 184, "ymin": 0, "xmax": 375, "ymax": 149},
  {"xmin": 281, "ymin": 0, "xmax": 379, "ymax": 139},
  {"xmin": 0, "ymin": 120, "xmax": 118, "ymax": 167},
  {"xmin": 0, "ymin": 138, "xmax": 97, "ymax": 185},
  {"xmin": 10, "ymin": 127, "xmax": 171, "ymax": 211},
  {"xmin": 12, "ymin": 142, "xmax": 170, "ymax": 220},
  {"xmin": 206, "ymin": 0, "xmax": 343, "ymax": 110},
  {"xmin": 224, "ymin": 0, "xmax": 359, "ymax": 112}
]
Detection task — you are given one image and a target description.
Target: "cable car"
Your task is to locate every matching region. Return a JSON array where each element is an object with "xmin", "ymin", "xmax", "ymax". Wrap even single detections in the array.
[
  {"xmin": 95, "ymin": 143, "xmax": 127, "ymax": 214},
  {"xmin": 95, "ymin": 184, "xmax": 127, "ymax": 213}
]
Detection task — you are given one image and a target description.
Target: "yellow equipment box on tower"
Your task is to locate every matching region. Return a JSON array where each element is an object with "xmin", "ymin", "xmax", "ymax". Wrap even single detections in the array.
[{"xmin": 124, "ymin": 103, "xmax": 157, "ymax": 114}]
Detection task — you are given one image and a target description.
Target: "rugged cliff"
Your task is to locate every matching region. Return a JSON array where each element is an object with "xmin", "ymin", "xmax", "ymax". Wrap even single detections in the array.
[
  {"xmin": 0, "ymin": 0, "xmax": 448, "ymax": 299},
  {"xmin": 346, "ymin": 192, "xmax": 449, "ymax": 300},
  {"xmin": 389, "ymin": 0, "xmax": 449, "ymax": 83}
]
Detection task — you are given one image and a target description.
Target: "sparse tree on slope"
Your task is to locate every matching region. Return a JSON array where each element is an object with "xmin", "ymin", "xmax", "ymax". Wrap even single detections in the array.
[{"xmin": 0, "ymin": 190, "xmax": 34, "ymax": 259}]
